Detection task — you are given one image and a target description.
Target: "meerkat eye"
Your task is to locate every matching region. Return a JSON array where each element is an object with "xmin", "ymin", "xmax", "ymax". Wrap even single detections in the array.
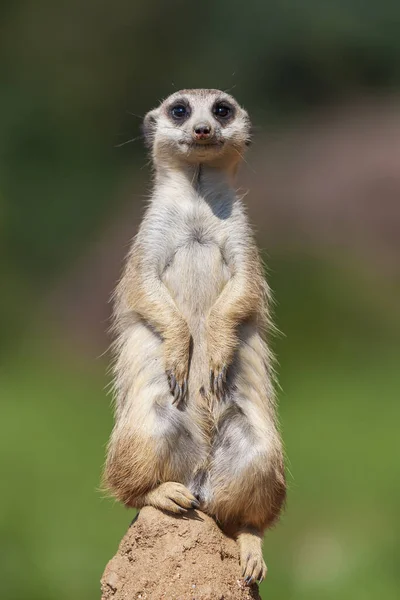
[
  {"xmin": 170, "ymin": 104, "xmax": 189, "ymax": 120},
  {"xmin": 213, "ymin": 103, "xmax": 232, "ymax": 119}
]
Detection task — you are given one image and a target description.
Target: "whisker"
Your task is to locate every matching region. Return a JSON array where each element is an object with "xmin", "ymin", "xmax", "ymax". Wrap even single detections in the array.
[
  {"xmin": 191, "ymin": 164, "xmax": 200, "ymax": 186},
  {"xmin": 126, "ymin": 110, "xmax": 144, "ymax": 119},
  {"xmin": 114, "ymin": 135, "xmax": 143, "ymax": 148},
  {"xmin": 233, "ymin": 147, "xmax": 256, "ymax": 174},
  {"xmin": 141, "ymin": 157, "xmax": 153, "ymax": 170}
]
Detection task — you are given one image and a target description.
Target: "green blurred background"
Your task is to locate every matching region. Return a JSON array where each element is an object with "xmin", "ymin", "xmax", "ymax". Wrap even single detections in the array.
[{"xmin": 1, "ymin": 1, "xmax": 400, "ymax": 598}]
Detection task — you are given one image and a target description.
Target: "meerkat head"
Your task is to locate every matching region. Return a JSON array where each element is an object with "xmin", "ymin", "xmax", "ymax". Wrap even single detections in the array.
[{"xmin": 142, "ymin": 89, "xmax": 251, "ymax": 171}]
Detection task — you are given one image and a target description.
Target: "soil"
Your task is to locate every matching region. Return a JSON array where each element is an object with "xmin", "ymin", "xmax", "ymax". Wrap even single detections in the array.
[{"xmin": 101, "ymin": 507, "xmax": 261, "ymax": 600}]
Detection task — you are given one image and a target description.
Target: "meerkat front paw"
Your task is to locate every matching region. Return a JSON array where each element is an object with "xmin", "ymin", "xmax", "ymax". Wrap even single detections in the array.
[
  {"xmin": 145, "ymin": 482, "xmax": 199, "ymax": 514},
  {"xmin": 164, "ymin": 332, "xmax": 191, "ymax": 406},
  {"xmin": 166, "ymin": 368, "xmax": 188, "ymax": 406},
  {"xmin": 209, "ymin": 354, "xmax": 231, "ymax": 399},
  {"xmin": 209, "ymin": 362, "xmax": 228, "ymax": 399},
  {"xmin": 206, "ymin": 314, "xmax": 236, "ymax": 399},
  {"xmin": 207, "ymin": 334, "xmax": 236, "ymax": 399}
]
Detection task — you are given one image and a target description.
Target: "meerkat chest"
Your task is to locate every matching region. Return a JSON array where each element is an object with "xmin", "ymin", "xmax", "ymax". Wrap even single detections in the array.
[
  {"xmin": 162, "ymin": 204, "xmax": 231, "ymax": 315},
  {"xmin": 180, "ymin": 202, "xmax": 228, "ymax": 248}
]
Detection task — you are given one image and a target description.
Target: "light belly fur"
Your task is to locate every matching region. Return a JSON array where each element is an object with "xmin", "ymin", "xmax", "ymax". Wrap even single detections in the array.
[{"xmin": 162, "ymin": 240, "xmax": 230, "ymax": 395}]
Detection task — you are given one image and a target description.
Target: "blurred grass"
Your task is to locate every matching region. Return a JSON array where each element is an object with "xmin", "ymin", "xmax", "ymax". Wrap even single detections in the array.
[{"xmin": 1, "ymin": 258, "xmax": 399, "ymax": 600}]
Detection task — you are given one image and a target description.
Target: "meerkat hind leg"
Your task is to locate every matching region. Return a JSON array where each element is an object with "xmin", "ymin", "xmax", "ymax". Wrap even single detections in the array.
[
  {"xmin": 140, "ymin": 482, "xmax": 200, "ymax": 514},
  {"xmin": 238, "ymin": 528, "xmax": 267, "ymax": 584}
]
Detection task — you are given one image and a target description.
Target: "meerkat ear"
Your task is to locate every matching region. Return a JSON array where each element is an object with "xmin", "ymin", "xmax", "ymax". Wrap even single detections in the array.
[{"xmin": 142, "ymin": 109, "xmax": 159, "ymax": 149}]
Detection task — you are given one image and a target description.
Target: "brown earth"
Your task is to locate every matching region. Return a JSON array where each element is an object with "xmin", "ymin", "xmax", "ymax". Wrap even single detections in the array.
[{"xmin": 101, "ymin": 507, "xmax": 261, "ymax": 600}]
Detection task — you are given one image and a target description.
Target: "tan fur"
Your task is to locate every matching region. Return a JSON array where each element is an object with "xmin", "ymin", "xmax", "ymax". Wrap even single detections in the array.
[
  {"xmin": 237, "ymin": 529, "xmax": 268, "ymax": 582},
  {"xmin": 104, "ymin": 89, "xmax": 286, "ymax": 584}
]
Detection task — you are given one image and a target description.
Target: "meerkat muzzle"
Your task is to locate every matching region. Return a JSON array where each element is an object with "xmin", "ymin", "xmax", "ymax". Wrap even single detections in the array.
[{"xmin": 193, "ymin": 122, "xmax": 213, "ymax": 141}]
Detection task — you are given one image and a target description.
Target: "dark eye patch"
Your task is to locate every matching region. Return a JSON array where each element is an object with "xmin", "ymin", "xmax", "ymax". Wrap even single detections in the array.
[
  {"xmin": 169, "ymin": 100, "xmax": 191, "ymax": 123},
  {"xmin": 212, "ymin": 101, "xmax": 235, "ymax": 122}
]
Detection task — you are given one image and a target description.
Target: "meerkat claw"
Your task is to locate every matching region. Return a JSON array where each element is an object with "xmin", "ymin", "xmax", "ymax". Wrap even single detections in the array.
[
  {"xmin": 211, "ymin": 370, "xmax": 219, "ymax": 397},
  {"xmin": 210, "ymin": 365, "xmax": 228, "ymax": 399},
  {"xmin": 173, "ymin": 384, "xmax": 181, "ymax": 403},
  {"xmin": 182, "ymin": 379, "xmax": 187, "ymax": 400},
  {"xmin": 217, "ymin": 372, "xmax": 224, "ymax": 396},
  {"xmin": 167, "ymin": 371, "xmax": 176, "ymax": 393},
  {"xmin": 170, "ymin": 377, "xmax": 188, "ymax": 406}
]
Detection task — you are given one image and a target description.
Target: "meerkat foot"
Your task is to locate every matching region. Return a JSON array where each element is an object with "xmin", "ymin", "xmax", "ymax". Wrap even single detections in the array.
[
  {"xmin": 144, "ymin": 482, "xmax": 199, "ymax": 514},
  {"xmin": 238, "ymin": 530, "xmax": 267, "ymax": 585}
]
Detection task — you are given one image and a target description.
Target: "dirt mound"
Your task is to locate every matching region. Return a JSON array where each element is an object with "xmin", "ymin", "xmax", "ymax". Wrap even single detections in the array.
[{"xmin": 101, "ymin": 506, "xmax": 261, "ymax": 600}]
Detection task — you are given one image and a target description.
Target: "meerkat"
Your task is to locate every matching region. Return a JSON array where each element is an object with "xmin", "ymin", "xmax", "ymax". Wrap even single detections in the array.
[{"xmin": 104, "ymin": 89, "xmax": 286, "ymax": 585}]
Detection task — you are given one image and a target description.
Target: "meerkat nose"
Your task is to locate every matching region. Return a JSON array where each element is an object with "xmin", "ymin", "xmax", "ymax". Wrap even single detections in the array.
[{"xmin": 193, "ymin": 123, "xmax": 212, "ymax": 140}]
